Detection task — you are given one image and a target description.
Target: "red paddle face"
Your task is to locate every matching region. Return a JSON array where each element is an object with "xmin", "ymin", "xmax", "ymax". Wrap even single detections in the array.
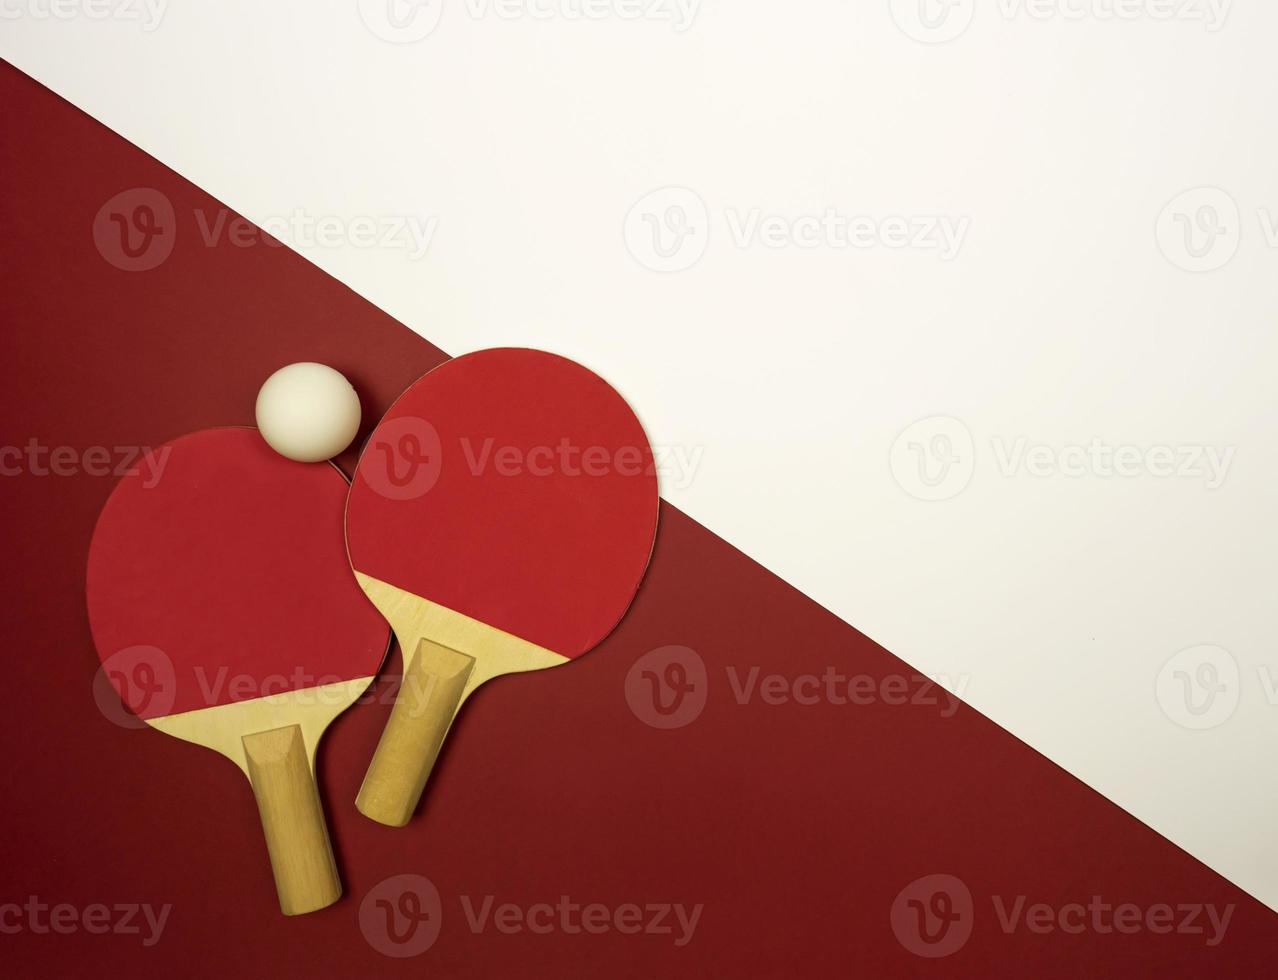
[
  {"xmin": 87, "ymin": 428, "xmax": 388, "ymax": 719},
  {"xmin": 346, "ymin": 348, "xmax": 659, "ymax": 656}
]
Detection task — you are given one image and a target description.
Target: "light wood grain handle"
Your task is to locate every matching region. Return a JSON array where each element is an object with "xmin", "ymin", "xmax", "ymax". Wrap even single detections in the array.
[
  {"xmin": 356, "ymin": 639, "xmax": 474, "ymax": 827},
  {"xmin": 242, "ymin": 724, "xmax": 342, "ymax": 916}
]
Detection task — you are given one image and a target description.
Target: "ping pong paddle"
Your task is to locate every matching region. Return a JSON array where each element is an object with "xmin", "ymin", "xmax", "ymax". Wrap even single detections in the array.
[
  {"xmin": 86, "ymin": 427, "xmax": 389, "ymax": 915},
  {"xmin": 346, "ymin": 348, "xmax": 659, "ymax": 826}
]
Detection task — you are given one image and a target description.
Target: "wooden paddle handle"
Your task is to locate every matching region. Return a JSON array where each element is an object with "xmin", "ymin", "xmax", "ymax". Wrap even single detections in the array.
[
  {"xmin": 242, "ymin": 725, "xmax": 342, "ymax": 916},
  {"xmin": 356, "ymin": 639, "xmax": 474, "ymax": 827}
]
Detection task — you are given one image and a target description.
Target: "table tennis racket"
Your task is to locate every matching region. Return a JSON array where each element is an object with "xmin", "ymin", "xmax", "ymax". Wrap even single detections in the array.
[
  {"xmin": 86, "ymin": 427, "xmax": 389, "ymax": 915},
  {"xmin": 346, "ymin": 348, "xmax": 659, "ymax": 827}
]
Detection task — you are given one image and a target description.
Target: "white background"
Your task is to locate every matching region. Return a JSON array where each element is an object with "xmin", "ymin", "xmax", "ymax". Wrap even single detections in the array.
[{"xmin": 5, "ymin": 0, "xmax": 1277, "ymax": 909}]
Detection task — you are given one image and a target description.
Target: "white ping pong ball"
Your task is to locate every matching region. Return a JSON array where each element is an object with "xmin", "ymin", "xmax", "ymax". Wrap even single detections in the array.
[{"xmin": 255, "ymin": 362, "xmax": 361, "ymax": 462}]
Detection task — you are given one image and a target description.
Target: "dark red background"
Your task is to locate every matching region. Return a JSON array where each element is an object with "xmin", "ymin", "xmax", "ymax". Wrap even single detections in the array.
[{"xmin": 2, "ymin": 61, "xmax": 1274, "ymax": 977}]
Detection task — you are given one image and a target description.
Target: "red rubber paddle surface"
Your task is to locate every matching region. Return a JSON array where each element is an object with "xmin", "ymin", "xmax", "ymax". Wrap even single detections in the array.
[
  {"xmin": 346, "ymin": 348, "xmax": 659, "ymax": 657},
  {"xmin": 86, "ymin": 427, "xmax": 389, "ymax": 719}
]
